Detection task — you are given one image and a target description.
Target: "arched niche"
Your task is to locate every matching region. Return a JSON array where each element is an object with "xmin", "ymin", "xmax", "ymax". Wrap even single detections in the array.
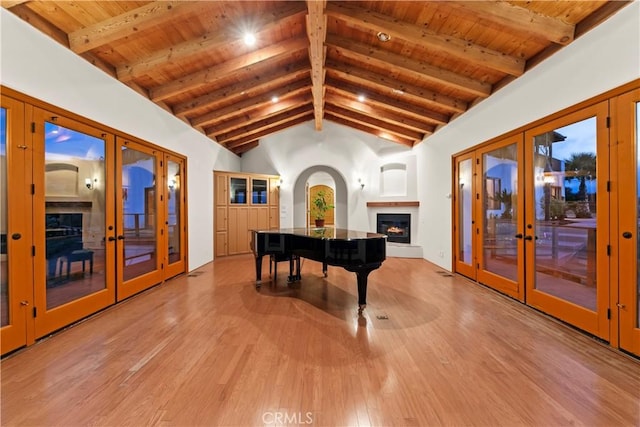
[{"xmin": 293, "ymin": 165, "xmax": 348, "ymax": 229}]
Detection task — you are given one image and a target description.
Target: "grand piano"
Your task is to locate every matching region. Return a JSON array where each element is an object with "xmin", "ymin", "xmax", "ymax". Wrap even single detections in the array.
[{"xmin": 250, "ymin": 227, "xmax": 386, "ymax": 312}]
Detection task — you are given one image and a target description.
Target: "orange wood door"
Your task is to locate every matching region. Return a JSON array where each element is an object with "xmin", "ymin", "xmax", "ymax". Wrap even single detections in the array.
[
  {"xmin": 0, "ymin": 95, "xmax": 32, "ymax": 354},
  {"xmin": 164, "ymin": 154, "xmax": 186, "ymax": 279},
  {"xmin": 475, "ymin": 135, "xmax": 525, "ymax": 301},
  {"xmin": 32, "ymin": 107, "xmax": 116, "ymax": 337},
  {"xmin": 524, "ymin": 101, "xmax": 610, "ymax": 339},
  {"xmin": 614, "ymin": 88, "xmax": 640, "ymax": 355},
  {"xmin": 453, "ymin": 151, "xmax": 477, "ymax": 280}
]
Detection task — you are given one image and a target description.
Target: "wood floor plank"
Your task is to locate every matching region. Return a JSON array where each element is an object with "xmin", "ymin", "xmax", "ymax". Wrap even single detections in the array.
[{"xmin": 1, "ymin": 255, "xmax": 639, "ymax": 426}]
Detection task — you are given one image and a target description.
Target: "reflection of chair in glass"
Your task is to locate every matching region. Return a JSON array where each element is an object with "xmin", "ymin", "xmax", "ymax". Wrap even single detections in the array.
[{"xmin": 59, "ymin": 249, "xmax": 94, "ymax": 279}]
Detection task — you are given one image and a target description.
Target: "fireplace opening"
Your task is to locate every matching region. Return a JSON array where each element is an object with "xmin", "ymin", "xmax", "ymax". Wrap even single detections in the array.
[{"xmin": 377, "ymin": 213, "xmax": 410, "ymax": 244}]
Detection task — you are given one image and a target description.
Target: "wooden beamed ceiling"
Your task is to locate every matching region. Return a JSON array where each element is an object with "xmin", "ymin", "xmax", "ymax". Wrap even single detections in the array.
[{"xmin": 2, "ymin": 1, "xmax": 631, "ymax": 155}]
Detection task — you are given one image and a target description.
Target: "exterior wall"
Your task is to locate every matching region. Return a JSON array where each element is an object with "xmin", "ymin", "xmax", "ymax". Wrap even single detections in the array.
[{"xmin": 1, "ymin": 9, "xmax": 240, "ymax": 269}]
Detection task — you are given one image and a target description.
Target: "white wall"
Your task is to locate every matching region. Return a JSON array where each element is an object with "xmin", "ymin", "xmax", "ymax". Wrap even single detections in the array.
[
  {"xmin": 242, "ymin": 121, "xmax": 418, "ymax": 231},
  {"xmin": 1, "ymin": 9, "xmax": 240, "ymax": 269},
  {"xmin": 415, "ymin": 2, "xmax": 640, "ymax": 269}
]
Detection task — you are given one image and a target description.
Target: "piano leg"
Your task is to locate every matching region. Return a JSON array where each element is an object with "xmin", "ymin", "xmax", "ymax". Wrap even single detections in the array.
[
  {"xmin": 254, "ymin": 255, "xmax": 263, "ymax": 288},
  {"xmin": 345, "ymin": 263, "xmax": 381, "ymax": 314},
  {"xmin": 322, "ymin": 261, "xmax": 328, "ymax": 277}
]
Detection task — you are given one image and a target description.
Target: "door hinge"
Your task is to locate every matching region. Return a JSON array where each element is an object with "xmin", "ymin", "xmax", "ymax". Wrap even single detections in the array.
[
  {"xmin": 606, "ymin": 181, "xmax": 611, "ymax": 192},
  {"xmin": 32, "ymin": 246, "xmax": 36, "ymax": 257},
  {"xmin": 607, "ymin": 308, "xmax": 611, "ymax": 319},
  {"xmin": 476, "ymin": 158, "xmax": 479, "ymax": 165},
  {"xmin": 31, "ymin": 122, "xmax": 36, "ymax": 133},
  {"xmin": 160, "ymin": 194, "xmax": 163, "ymax": 201},
  {"xmin": 31, "ymin": 184, "xmax": 35, "ymax": 195},
  {"xmin": 33, "ymin": 307, "xmax": 37, "ymax": 318},
  {"xmin": 607, "ymin": 245, "xmax": 611, "ymax": 256},
  {"xmin": 606, "ymin": 116, "xmax": 610, "ymax": 128}
]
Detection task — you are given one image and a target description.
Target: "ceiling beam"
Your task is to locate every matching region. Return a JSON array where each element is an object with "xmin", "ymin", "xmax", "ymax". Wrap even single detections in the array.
[
  {"xmin": 325, "ymin": 104, "xmax": 423, "ymax": 141},
  {"xmin": 444, "ymin": 1, "xmax": 575, "ymax": 45},
  {"xmin": 326, "ymin": 2, "xmax": 524, "ymax": 77},
  {"xmin": 232, "ymin": 140, "xmax": 260, "ymax": 155},
  {"xmin": 225, "ymin": 114, "xmax": 314, "ymax": 149},
  {"xmin": 325, "ymin": 59, "xmax": 466, "ymax": 114},
  {"xmin": 326, "ymin": 76, "xmax": 448, "ymax": 125},
  {"xmin": 324, "ymin": 91, "xmax": 435, "ymax": 134},
  {"xmin": 326, "ymin": 34, "xmax": 492, "ymax": 98},
  {"xmin": 216, "ymin": 105, "xmax": 313, "ymax": 144},
  {"xmin": 191, "ymin": 79, "xmax": 310, "ymax": 128},
  {"xmin": 205, "ymin": 94, "xmax": 311, "ymax": 137},
  {"xmin": 68, "ymin": 1, "xmax": 203, "ymax": 54},
  {"xmin": 325, "ymin": 114, "xmax": 416, "ymax": 146},
  {"xmin": 116, "ymin": 2, "xmax": 307, "ymax": 82},
  {"xmin": 174, "ymin": 61, "xmax": 310, "ymax": 117},
  {"xmin": 150, "ymin": 37, "xmax": 309, "ymax": 101},
  {"xmin": 306, "ymin": 0, "xmax": 327, "ymax": 131}
]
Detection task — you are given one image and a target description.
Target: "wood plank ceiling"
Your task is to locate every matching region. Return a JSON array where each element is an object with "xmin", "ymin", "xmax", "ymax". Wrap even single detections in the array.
[{"xmin": 2, "ymin": 1, "xmax": 631, "ymax": 155}]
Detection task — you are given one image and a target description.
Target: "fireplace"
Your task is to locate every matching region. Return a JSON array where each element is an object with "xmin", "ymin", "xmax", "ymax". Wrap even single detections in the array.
[{"xmin": 377, "ymin": 213, "xmax": 410, "ymax": 244}]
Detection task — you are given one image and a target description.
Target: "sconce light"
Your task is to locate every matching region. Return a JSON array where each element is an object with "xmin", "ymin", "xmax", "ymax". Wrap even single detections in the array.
[
  {"xmin": 168, "ymin": 177, "xmax": 177, "ymax": 191},
  {"xmin": 276, "ymin": 178, "xmax": 283, "ymax": 189},
  {"xmin": 358, "ymin": 178, "xmax": 365, "ymax": 190},
  {"xmin": 85, "ymin": 178, "xmax": 96, "ymax": 190}
]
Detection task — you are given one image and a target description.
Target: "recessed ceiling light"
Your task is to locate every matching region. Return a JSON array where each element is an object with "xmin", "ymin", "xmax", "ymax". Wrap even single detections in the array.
[
  {"xmin": 357, "ymin": 94, "xmax": 366, "ymax": 102},
  {"xmin": 271, "ymin": 96, "xmax": 279, "ymax": 103},
  {"xmin": 243, "ymin": 33, "xmax": 256, "ymax": 46},
  {"xmin": 377, "ymin": 31, "xmax": 391, "ymax": 42}
]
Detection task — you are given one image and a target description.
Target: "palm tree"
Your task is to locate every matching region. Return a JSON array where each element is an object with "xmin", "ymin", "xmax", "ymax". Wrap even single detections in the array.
[{"xmin": 564, "ymin": 152, "xmax": 596, "ymax": 201}]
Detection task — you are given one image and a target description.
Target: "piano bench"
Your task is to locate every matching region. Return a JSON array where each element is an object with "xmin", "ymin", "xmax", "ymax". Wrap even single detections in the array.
[
  {"xmin": 269, "ymin": 253, "xmax": 300, "ymax": 282},
  {"xmin": 59, "ymin": 249, "xmax": 94, "ymax": 279}
]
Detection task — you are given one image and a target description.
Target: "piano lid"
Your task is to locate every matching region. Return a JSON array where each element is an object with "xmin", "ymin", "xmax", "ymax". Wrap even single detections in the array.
[{"xmin": 251, "ymin": 227, "xmax": 386, "ymax": 240}]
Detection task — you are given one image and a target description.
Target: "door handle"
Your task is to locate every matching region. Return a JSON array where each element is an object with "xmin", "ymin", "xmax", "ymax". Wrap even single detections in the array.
[
  {"xmin": 524, "ymin": 235, "xmax": 538, "ymax": 241},
  {"xmin": 514, "ymin": 233, "xmax": 523, "ymax": 239},
  {"xmin": 108, "ymin": 236, "xmax": 116, "ymax": 241},
  {"xmin": 11, "ymin": 233, "xmax": 21, "ymax": 240},
  {"xmin": 622, "ymin": 231, "xmax": 633, "ymax": 239},
  {"xmin": 117, "ymin": 235, "xmax": 125, "ymax": 240}
]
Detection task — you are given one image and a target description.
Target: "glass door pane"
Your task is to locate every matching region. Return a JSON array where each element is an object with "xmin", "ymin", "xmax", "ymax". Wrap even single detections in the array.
[
  {"xmin": 121, "ymin": 146, "xmax": 157, "ymax": 281},
  {"xmin": 165, "ymin": 155, "xmax": 185, "ymax": 278},
  {"xmin": 476, "ymin": 136, "xmax": 524, "ymax": 300},
  {"xmin": 117, "ymin": 139, "xmax": 162, "ymax": 301},
  {"xmin": 525, "ymin": 101, "xmax": 609, "ymax": 339},
  {"xmin": 43, "ymin": 122, "xmax": 106, "ymax": 309},
  {"xmin": 454, "ymin": 153, "xmax": 475, "ymax": 279}
]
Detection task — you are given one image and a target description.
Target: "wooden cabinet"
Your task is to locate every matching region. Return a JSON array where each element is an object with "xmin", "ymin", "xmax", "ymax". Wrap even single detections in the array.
[{"xmin": 214, "ymin": 171, "xmax": 279, "ymax": 256}]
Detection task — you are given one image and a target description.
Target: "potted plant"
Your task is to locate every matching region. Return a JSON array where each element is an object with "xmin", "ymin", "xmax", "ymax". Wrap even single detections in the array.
[{"xmin": 312, "ymin": 190, "xmax": 334, "ymax": 227}]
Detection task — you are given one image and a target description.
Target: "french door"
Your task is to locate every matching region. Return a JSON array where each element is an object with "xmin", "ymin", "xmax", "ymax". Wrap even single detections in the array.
[
  {"xmin": 476, "ymin": 135, "xmax": 525, "ymax": 301},
  {"xmin": 0, "ymin": 89, "xmax": 187, "ymax": 355},
  {"xmin": 454, "ymin": 102, "xmax": 611, "ymax": 341},
  {"xmin": 32, "ymin": 107, "xmax": 117, "ymax": 338},
  {"xmin": 524, "ymin": 101, "xmax": 610, "ymax": 338},
  {"xmin": 0, "ymin": 96, "xmax": 31, "ymax": 354},
  {"xmin": 117, "ymin": 138, "xmax": 164, "ymax": 301},
  {"xmin": 614, "ymin": 88, "xmax": 640, "ymax": 354}
]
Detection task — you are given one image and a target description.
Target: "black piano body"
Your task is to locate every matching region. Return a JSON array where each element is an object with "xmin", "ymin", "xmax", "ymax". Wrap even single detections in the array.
[{"xmin": 250, "ymin": 228, "xmax": 386, "ymax": 311}]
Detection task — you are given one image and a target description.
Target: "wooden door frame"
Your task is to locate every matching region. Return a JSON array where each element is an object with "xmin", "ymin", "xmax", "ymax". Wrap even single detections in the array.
[
  {"xmin": 612, "ymin": 88, "xmax": 640, "ymax": 354},
  {"xmin": 523, "ymin": 101, "xmax": 610, "ymax": 339},
  {"xmin": 452, "ymin": 151, "xmax": 477, "ymax": 281},
  {"xmin": 0, "ymin": 95, "xmax": 32, "ymax": 354},
  {"xmin": 31, "ymin": 107, "xmax": 116, "ymax": 338}
]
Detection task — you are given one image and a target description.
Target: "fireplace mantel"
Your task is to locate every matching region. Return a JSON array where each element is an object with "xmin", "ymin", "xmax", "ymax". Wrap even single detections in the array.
[{"xmin": 366, "ymin": 201, "xmax": 419, "ymax": 207}]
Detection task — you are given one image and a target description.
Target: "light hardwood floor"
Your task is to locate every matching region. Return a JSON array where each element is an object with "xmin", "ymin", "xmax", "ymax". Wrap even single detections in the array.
[{"xmin": 1, "ymin": 255, "xmax": 639, "ymax": 426}]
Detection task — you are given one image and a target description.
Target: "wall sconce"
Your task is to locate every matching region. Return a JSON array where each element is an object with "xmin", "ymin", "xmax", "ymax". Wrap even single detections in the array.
[
  {"xmin": 168, "ymin": 177, "xmax": 177, "ymax": 191},
  {"xmin": 358, "ymin": 178, "xmax": 365, "ymax": 190},
  {"xmin": 85, "ymin": 178, "xmax": 96, "ymax": 190},
  {"xmin": 276, "ymin": 178, "xmax": 283, "ymax": 189}
]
